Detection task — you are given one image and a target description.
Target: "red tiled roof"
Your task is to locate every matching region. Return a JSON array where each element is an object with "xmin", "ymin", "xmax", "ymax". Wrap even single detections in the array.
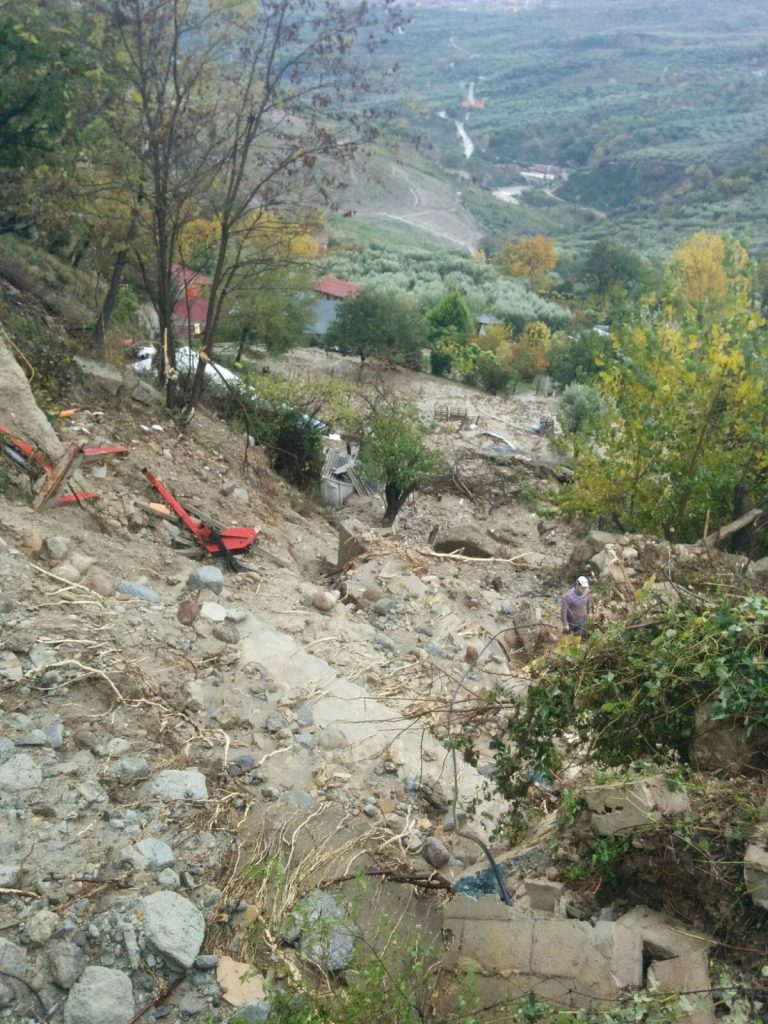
[
  {"xmin": 171, "ymin": 263, "xmax": 212, "ymax": 288},
  {"xmin": 174, "ymin": 296, "xmax": 209, "ymax": 324},
  {"xmin": 315, "ymin": 277, "xmax": 361, "ymax": 300}
]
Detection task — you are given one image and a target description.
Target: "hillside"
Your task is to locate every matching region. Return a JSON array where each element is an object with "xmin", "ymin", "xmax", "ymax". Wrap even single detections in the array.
[{"xmin": 348, "ymin": 0, "xmax": 768, "ymax": 254}]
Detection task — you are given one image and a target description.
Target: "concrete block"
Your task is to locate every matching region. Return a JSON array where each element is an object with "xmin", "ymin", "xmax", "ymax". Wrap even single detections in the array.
[
  {"xmin": 583, "ymin": 776, "xmax": 690, "ymax": 836},
  {"xmin": 525, "ymin": 879, "xmax": 563, "ymax": 913},
  {"xmin": 616, "ymin": 907, "xmax": 711, "ymax": 959},
  {"xmin": 648, "ymin": 952, "xmax": 715, "ymax": 1024}
]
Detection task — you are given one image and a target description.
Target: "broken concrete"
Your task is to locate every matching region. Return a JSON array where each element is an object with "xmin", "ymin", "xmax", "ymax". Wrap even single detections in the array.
[
  {"xmin": 744, "ymin": 841, "xmax": 768, "ymax": 909},
  {"xmin": 583, "ymin": 776, "xmax": 690, "ymax": 836},
  {"xmin": 440, "ymin": 894, "xmax": 642, "ymax": 1013},
  {"xmin": 615, "ymin": 907, "xmax": 711, "ymax": 959},
  {"xmin": 648, "ymin": 952, "xmax": 715, "ymax": 1024}
]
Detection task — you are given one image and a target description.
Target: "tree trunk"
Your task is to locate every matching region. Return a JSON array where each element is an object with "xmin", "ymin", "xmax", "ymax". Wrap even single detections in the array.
[
  {"xmin": 383, "ymin": 483, "xmax": 409, "ymax": 524},
  {"xmin": 92, "ymin": 246, "xmax": 129, "ymax": 354}
]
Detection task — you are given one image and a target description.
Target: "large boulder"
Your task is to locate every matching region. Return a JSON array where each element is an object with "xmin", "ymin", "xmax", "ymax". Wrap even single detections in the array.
[{"xmin": 0, "ymin": 331, "xmax": 64, "ymax": 462}]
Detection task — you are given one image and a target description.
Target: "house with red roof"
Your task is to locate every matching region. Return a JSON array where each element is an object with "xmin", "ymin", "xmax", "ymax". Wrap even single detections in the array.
[
  {"xmin": 174, "ymin": 294, "xmax": 209, "ymax": 337},
  {"xmin": 314, "ymin": 278, "xmax": 361, "ymax": 301},
  {"xmin": 171, "ymin": 263, "xmax": 212, "ymax": 300}
]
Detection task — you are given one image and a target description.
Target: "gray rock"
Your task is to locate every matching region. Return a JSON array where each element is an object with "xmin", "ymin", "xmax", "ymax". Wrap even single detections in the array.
[
  {"xmin": 0, "ymin": 939, "xmax": 28, "ymax": 998},
  {"xmin": 423, "ymin": 837, "xmax": 451, "ymax": 868},
  {"xmin": 134, "ymin": 837, "xmax": 174, "ymax": 869},
  {"xmin": 141, "ymin": 891, "xmax": 205, "ymax": 970},
  {"xmin": 46, "ymin": 722, "xmax": 66, "ymax": 749},
  {"xmin": 296, "ymin": 733, "xmax": 316, "ymax": 751},
  {"xmin": 0, "ymin": 737, "xmax": 14, "ymax": 762},
  {"xmin": 213, "ymin": 621, "xmax": 240, "ymax": 644},
  {"xmin": 232, "ymin": 486, "xmax": 250, "ymax": 505},
  {"xmin": 312, "ymin": 591, "xmax": 338, "ymax": 612},
  {"xmin": 226, "ymin": 605, "xmax": 249, "ymax": 623},
  {"xmin": 157, "ymin": 868, "xmax": 181, "ymax": 890},
  {"xmin": 17, "ymin": 729, "xmax": 47, "ymax": 746},
  {"xmin": 372, "ymin": 598, "xmax": 396, "ymax": 616},
  {"xmin": 317, "ymin": 728, "xmax": 348, "ymax": 751},
  {"xmin": 64, "ymin": 966, "xmax": 134, "ymax": 1024},
  {"xmin": 111, "ymin": 757, "xmax": 150, "ymax": 784},
  {"xmin": 0, "ymin": 752, "xmax": 42, "ymax": 792},
  {"xmin": 117, "ymin": 581, "xmax": 161, "ymax": 604},
  {"xmin": 262, "ymin": 785, "xmax": 280, "ymax": 801},
  {"xmin": 373, "ymin": 633, "xmax": 398, "ymax": 653},
  {"xmin": 43, "ymin": 535, "xmax": 70, "ymax": 561},
  {"xmin": 49, "ymin": 941, "xmax": 86, "ymax": 989},
  {"xmin": 233, "ymin": 1001, "xmax": 271, "ymax": 1023},
  {"xmin": 201, "ymin": 601, "xmax": 227, "ymax": 622},
  {"xmin": 85, "ymin": 571, "xmax": 116, "ymax": 598},
  {"xmin": 26, "ymin": 908, "xmax": 59, "ymax": 944},
  {"xmin": 264, "ymin": 712, "xmax": 288, "ymax": 734},
  {"xmin": 296, "ymin": 890, "xmax": 355, "ymax": 972},
  {"xmin": 186, "ymin": 566, "xmax": 224, "ymax": 595},
  {"xmin": 294, "ymin": 704, "xmax": 314, "ymax": 727},
  {"xmin": 146, "ymin": 769, "xmax": 208, "ymax": 802}
]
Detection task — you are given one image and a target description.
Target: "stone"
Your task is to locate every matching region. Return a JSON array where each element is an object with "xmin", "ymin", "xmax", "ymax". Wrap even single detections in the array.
[
  {"xmin": 18, "ymin": 729, "xmax": 47, "ymax": 746},
  {"xmin": 647, "ymin": 952, "xmax": 715, "ymax": 1024},
  {"xmin": 56, "ymin": 563, "xmax": 83, "ymax": 583},
  {"xmin": 73, "ymin": 355, "xmax": 125, "ymax": 397},
  {"xmin": 744, "ymin": 843, "xmax": 768, "ymax": 909},
  {"xmin": 43, "ymin": 535, "xmax": 70, "ymax": 562},
  {"xmin": 690, "ymin": 701, "xmax": 766, "ymax": 772},
  {"xmin": 141, "ymin": 891, "xmax": 205, "ymax": 970},
  {"xmin": 283, "ymin": 788, "xmax": 313, "ymax": 808},
  {"xmin": 583, "ymin": 776, "xmax": 690, "ymax": 836},
  {"xmin": 317, "ymin": 727, "xmax": 349, "ymax": 751},
  {"xmin": 145, "ymin": 769, "xmax": 208, "ymax": 802},
  {"xmin": 48, "ymin": 940, "xmax": 87, "ymax": 989},
  {"xmin": 0, "ymin": 332, "xmax": 64, "ymax": 461},
  {"xmin": 296, "ymin": 891, "xmax": 355, "ymax": 972},
  {"xmin": 336, "ymin": 520, "xmax": 368, "ymax": 572},
  {"xmin": 84, "ymin": 571, "xmax": 116, "ymax": 597},
  {"xmin": 201, "ymin": 601, "xmax": 227, "ymax": 622},
  {"xmin": 264, "ymin": 711, "xmax": 288, "ymax": 733},
  {"xmin": 158, "ymin": 868, "xmax": 181, "ymax": 889},
  {"xmin": 372, "ymin": 598, "xmax": 396, "ymax": 616},
  {"xmin": 294, "ymin": 704, "xmax": 314, "ymax": 727},
  {"xmin": 312, "ymin": 591, "xmax": 338, "ymax": 612},
  {"xmin": 46, "ymin": 722, "xmax": 66, "ymax": 749},
  {"xmin": 23, "ymin": 530, "xmax": 46, "ymax": 554},
  {"xmin": 134, "ymin": 837, "xmax": 175, "ymax": 870},
  {"xmin": 111, "ymin": 757, "xmax": 150, "ymax": 784},
  {"xmin": 0, "ymin": 752, "xmax": 42, "ymax": 792},
  {"xmin": 0, "ymin": 651, "xmax": 23, "ymax": 683},
  {"xmin": 525, "ymin": 879, "xmax": 564, "ymax": 913},
  {"xmin": 129, "ymin": 379, "xmax": 161, "ymax": 406},
  {"xmin": 63, "ymin": 966, "xmax": 135, "ymax": 1024},
  {"xmin": 513, "ymin": 598, "xmax": 544, "ymax": 655},
  {"xmin": 26, "ymin": 908, "xmax": 59, "ymax": 944},
  {"xmin": 177, "ymin": 600, "xmax": 200, "ymax": 625},
  {"xmin": 217, "ymin": 955, "xmax": 267, "ymax": 1007},
  {"xmin": 423, "ymin": 837, "xmax": 451, "ymax": 868},
  {"xmin": 231, "ymin": 487, "xmax": 249, "ymax": 505},
  {"xmin": 116, "ymin": 580, "xmax": 160, "ymax": 604},
  {"xmin": 213, "ymin": 621, "xmax": 241, "ymax": 644},
  {"xmin": 233, "ymin": 1002, "xmax": 271, "ymax": 1024},
  {"xmin": 186, "ymin": 566, "xmax": 225, "ymax": 595}
]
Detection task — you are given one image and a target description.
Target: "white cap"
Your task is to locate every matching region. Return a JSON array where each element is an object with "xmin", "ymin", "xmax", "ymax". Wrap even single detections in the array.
[{"xmin": 577, "ymin": 576, "xmax": 589, "ymax": 588}]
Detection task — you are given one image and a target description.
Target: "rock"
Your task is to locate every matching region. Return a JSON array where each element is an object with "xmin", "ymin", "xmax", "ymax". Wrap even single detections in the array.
[
  {"xmin": 84, "ymin": 571, "xmax": 116, "ymax": 597},
  {"xmin": 55, "ymin": 562, "xmax": 83, "ymax": 583},
  {"xmin": 690, "ymin": 701, "xmax": 766, "ymax": 772},
  {"xmin": 110, "ymin": 757, "xmax": 150, "ymax": 784},
  {"xmin": 264, "ymin": 711, "xmax": 288, "ymax": 733},
  {"xmin": 336, "ymin": 520, "xmax": 368, "ymax": 572},
  {"xmin": 116, "ymin": 580, "xmax": 161, "ymax": 604},
  {"xmin": 317, "ymin": 727, "xmax": 349, "ymax": 751},
  {"xmin": 17, "ymin": 728, "xmax": 47, "ymax": 746},
  {"xmin": 201, "ymin": 601, "xmax": 227, "ymax": 622},
  {"xmin": 423, "ymin": 837, "xmax": 451, "ymax": 868},
  {"xmin": 158, "ymin": 868, "xmax": 181, "ymax": 889},
  {"xmin": 213, "ymin": 621, "xmax": 240, "ymax": 644},
  {"xmin": 145, "ymin": 769, "xmax": 208, "ymax": 802},
  {"xmin": 744, "ymin": 843, "xmax": 768, "ymax": 909},
  {"xmin": 63, "ymin": 966, "xmax": 135, "ymax": 1024},
  {"xmin": 0, "ymin": 939, "xmax": 28, "ymax": 1003},
  {"xmin": 233, "ymin": 1002, "xmax": 271, "ymax": 1024},
  {"xmin": 73, "ymin": 355, "xmax": 125, "ymax": 397},
  {"xmin": 217, "ymin": 955, "xmax": 267, "ymax": 1007},
  {"xmin": 312, "ymin": 591, "xmax": 338, "ymax": 612},
  {"xmin": 49, "ymin": 941, "xmax": 87, "ymax": 989},
  {"xmin": 0, "ymin": 651, "xmax": 23, "ymax": 683},
  {"xmin": 45, "ymin": 722, "xmax": 66, "ymax": 749},
  {"xmin": 232, "ymin": 487, "xmax": 250, "ymax": 505},
  {"xmin": 372, "ymin": 598, "xmax": 396, "ymax": 616},
  {"xmin": 129, "ymin": 379, "xmax": 161, "ymax": 406},
  {"xmin": 23, "ymin": 530, "xmax": 45, "ymax": 554},
  {"xmin": 186, "ymin": 565, "xmax": 225, "ymax": 595},
  {"xmin": 513, "ymin": 598, "xmax": 544, "ymax": 655},
  {"xmin": 141, "ymin": 891, "xmax": 205, "ymax": 970},
  {"xmin": 283, "ymin": 788, "xmax": 313, "ymax": 808},
  {"xmin": 26, "ymin": 908, "xmax": 59, "ymax": 944},
  {"xmin": 43, "ymin": 535, "xmax": 71, "ymax": 562},
  {"xmin": 134, "ymin": 837, "xmax": 175, "ymax": 870},
  {"xmin": 0, "ymin": 752, "xmax": 42, "ymax": 792},
  {"xmin": 615, "ymin": 907, "xmax": 711, "ymax": 958},
  {"xmin": 525, "ymin": 879, "xmax": 564, "ymax": 913},
  {"xmin": 0, "ymin": 332, "xmax": 65, "ymax": 461},
  {"xmin": 177, "ymin": 599, "xmax": 200, "ymax": 625},
  {"xmin": 294, "ymin": 704, "xmax": 314, "ymax": 727},
  {"xmin": 296, "ymin": 891, "xmax": 355, "ymax": 972}
]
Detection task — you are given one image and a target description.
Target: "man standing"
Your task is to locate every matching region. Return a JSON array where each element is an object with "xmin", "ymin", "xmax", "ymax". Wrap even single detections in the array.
[{"xmin": 560, "ymin": 576, "xmax": 591, "ymax": 636}]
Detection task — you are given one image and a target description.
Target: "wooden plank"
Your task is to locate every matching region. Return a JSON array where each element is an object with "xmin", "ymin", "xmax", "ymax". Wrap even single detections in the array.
[{"xmin": 31, "ymin": 443, "xmax": 83, "ymax": 511}]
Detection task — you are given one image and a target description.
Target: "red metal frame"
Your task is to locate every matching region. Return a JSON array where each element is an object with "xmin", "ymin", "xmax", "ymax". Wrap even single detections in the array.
[{"xmin": 141, "ymin": 467, "xmax": 258, "ymax": 555}]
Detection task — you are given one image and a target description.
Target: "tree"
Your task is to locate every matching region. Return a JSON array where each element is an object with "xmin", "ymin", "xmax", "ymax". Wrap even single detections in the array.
[
  {"xmin": 667, "ymin": 231, "xmax": 749, "ymax": 319},
  {"xmin": 424, "ymin": 290, "xmax": 473, "ymax": 344},
  {"xmin": 97, "ymin": 0, "xmax": 402, "ymax": 408},
  {"xmin": 548, "ymin": 328, "xmax": 615, "ymax": 386},
  {"xmin": 325, "ymin": 290, "xmax": 426, "ymax": 368},
  {"xmin": 358, "ymin": 405, "xmax": 441, "ymax": 524},
  {"xmin": 582, "ymin": 239, "xmax": 650, "ymax": 300},
  {"xmin": 498, "ymin": 236, "xmax": 558, "ymax": 292}
]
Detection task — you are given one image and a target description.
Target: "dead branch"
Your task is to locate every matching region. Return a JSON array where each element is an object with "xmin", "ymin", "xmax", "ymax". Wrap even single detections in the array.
[{"xmin": 418, "ymin": 547, "xmax": 534, "ymax": 565}]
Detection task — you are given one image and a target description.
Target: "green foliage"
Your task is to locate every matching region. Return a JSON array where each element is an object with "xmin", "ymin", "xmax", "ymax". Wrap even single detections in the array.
[
  {"xmin": 219, "ymin": 271, "xmax": 314, "ymax": 357},
  {"xmin": 557, "ymin": 382, "xmax": 605, "ymax": 435},
  {"xmin": 547, "ymin": 329, "xmax": 615, "ymax": 387},
  {"xmin": 476, "ymin": 349, "xmax": 518, "ymax": 393},
  {"xmin": 358, "ymin": 404, "xmax": 441, "ymax": 522},
  {"xmin": 325, "ymin": 288, "xmax": 426, "ymax": 366},
  {"xmin": 430, "ymin": 328, "xmax": 478, "ymax": 380},
  {"xmin": 425, "ymin": 289, "xmax": 473, "ymax": 343},
  {"xmin": 582, "ymin": 239, "xmax": 652, "ymax": 300},
  {"xmin": 488, "ymin": 594, "xmax": 768, "ymax": 830},
  {"xmin": 111, "ymin": 284, "xmax": 139, "ymax": 332}
]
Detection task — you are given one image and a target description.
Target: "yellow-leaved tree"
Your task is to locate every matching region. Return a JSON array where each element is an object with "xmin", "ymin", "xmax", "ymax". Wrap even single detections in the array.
[{"xmin": 498, "ymin": 236, "xmax": 558, "ymax": 292}]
